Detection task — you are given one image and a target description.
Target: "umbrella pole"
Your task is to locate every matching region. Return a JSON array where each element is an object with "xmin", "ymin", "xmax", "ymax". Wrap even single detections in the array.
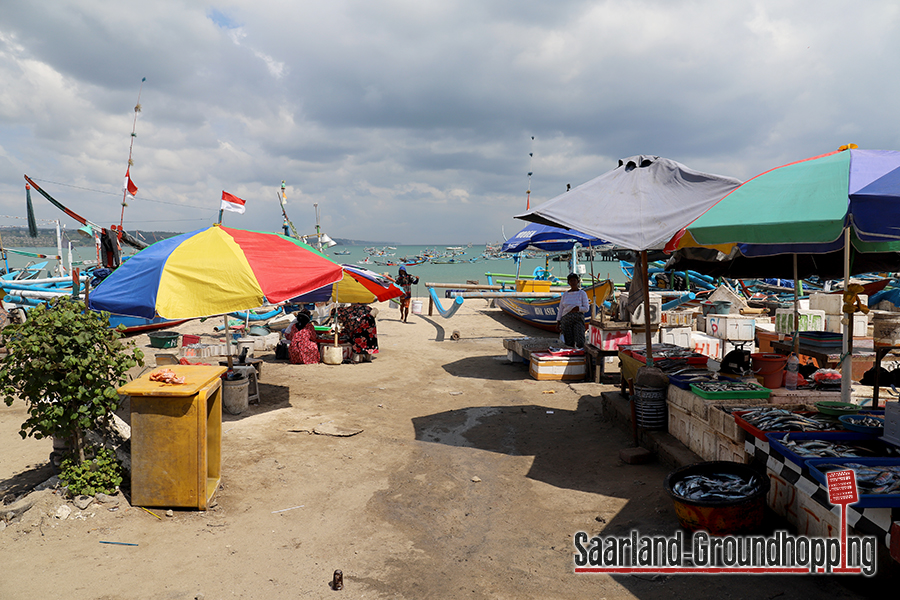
[
  {"xmin": 793, "ymin": 254, "xmax": 800, "ymax": 355},
  {"xmin": 223, "ymin": 315, "xmax": 234, "ymax": 370},
  {"xmin": 841, "ymin": 227, "xmax": 852, "ymax": 403},
  {"xmin": 641, "ymin": 250, "xmax": 653, "ymax": 365}
]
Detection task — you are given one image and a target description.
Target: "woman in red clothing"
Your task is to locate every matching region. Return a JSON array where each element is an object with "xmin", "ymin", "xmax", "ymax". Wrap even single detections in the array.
[{"xmin": 287, "ymin": 312, "xmax": 320, "ymax": 364}]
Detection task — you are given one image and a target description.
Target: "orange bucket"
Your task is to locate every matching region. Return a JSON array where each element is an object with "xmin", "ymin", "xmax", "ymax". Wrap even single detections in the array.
[{"xmin": 751, "ymin": 353, "xmax": 787, "ymax": 389}]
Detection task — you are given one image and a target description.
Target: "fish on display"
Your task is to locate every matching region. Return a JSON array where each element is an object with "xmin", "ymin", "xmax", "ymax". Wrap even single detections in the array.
[
  {"xmin": 738, "ymin": 408, "xmax": 828, "ymax": 432},
  {"xmin": 780, "ymin": 435, "xmax": 866, "ymax": 458},
  {"xmin": 816, "ymin": 463, "xmax": 900, "ymax": 495},
  {"xmin": 672, "ymin": 473, "xmax": 761, "ymax": 502},
  {"xmin": 842, "ymin": 415, "xmax": 885, "ymax": 428}
]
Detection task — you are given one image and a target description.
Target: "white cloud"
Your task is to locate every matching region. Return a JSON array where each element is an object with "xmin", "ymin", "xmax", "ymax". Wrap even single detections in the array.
[{"xmin": 1, "ymin": 1, "xmax": 899, "ymax": 243}]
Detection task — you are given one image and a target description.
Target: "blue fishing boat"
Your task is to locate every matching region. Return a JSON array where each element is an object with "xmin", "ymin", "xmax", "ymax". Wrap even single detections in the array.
[{"xmin": 493, "ymin": 279, "xmax": 614, "ymax": 331}]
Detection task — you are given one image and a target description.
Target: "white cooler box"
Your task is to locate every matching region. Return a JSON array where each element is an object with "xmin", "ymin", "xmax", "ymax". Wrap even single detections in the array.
[
  {"xmin": 588, "ymin": 325, "xmax": 632, "ymax": 350},
  {"xmin": 529, "ymin": 352, "xmax": 586, "ymax": 381},
  {"xmin": 705, "ymin": 315, "xmax": 756, "ymax": 341},
  {"xmin": 774, "ymin": 308, "xmax": 825, "ymax": 334}
]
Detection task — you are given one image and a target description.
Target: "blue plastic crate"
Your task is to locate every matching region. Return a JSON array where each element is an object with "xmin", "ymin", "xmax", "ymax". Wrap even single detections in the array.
[
  {"xmin": 807, "ymin": 457, "xmax": 900, "ymax": 508},
  {"xmin": 766, "ymin": 431, "xmax": 882, "ymax": 471}
]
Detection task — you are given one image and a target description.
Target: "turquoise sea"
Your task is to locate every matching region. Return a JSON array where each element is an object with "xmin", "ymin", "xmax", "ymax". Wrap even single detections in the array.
[{"xmin": 5, "ymin": 244, "xmax": 630, "ymax": 288}]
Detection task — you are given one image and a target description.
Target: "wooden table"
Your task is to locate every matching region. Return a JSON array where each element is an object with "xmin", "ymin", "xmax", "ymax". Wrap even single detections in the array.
[{"xmin": 119, "ymin": 365, "xmax": 227, "ymax": 510}]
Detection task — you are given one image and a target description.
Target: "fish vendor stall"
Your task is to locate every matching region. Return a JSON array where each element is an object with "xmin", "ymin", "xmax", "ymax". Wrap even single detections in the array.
[{"xmin": 740, "ymin": 404, "xmax": 900, "ymax": 558}]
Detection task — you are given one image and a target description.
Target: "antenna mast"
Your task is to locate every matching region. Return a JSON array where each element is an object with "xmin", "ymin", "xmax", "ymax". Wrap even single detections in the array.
[
  {"xmin": 119, "ymin": 77, "xmax": 146, "ymax": 230},
  {"xmin": 525, "ymin": 136, "xmax": 534, "ymax": 210}
]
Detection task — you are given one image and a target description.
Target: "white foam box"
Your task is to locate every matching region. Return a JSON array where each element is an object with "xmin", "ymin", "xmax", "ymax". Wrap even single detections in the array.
[
  {"xmin": 774, "ymin": 308, "xmax": 825, "ymax": 334},
  {"xmin": 661, "ymin": 310, "xmax": 693, "ymax": 327},
  {"xmin": 809, "ymin": 292, "xmax": 868, "ymax": 315},
  {"xmin": 690, "ymin": 332, "xmax": 750, "ymax": 361},
  {"xmin": 588, "ymin": 324, "xmax": 632, "ymax": 350},
  {"xmin": 824, "ymin": 313, "xmax": 869, "ymax": 335},
  {"xmin": 659, "ymin": 326, "xmax": 692, "ymax": 348},
  {"xmin": 705, "ymin": 314, "xmax": 756, "ymax": 341},
  {"xmin": 529, "ymin": 352, "xmax": 586, "ymax": 381}
]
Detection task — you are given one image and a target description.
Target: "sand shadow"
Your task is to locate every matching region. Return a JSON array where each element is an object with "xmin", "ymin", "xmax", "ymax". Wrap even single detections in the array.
[
  {"xmin": 413, "ymin": 397, "xmax": 636, "ymax": 495},
  {"xmin": 0, "ymin": 462, "xmax": 55, "ymax": 501},
  {"xmin": 441, "ymin": 356, "xmax": 530, "ymax": 381}
]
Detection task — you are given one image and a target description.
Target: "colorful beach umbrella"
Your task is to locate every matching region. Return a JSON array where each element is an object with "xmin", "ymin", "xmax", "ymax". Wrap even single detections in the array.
[
  {"xmin": 666, "ymin": 147, "xmax": 900, "ymax": 253},
  {"xmin": 89, "ymin": 225, "xmax": 344, "ymax": 319},
  {"xmin": 293, "ymin": 264, "xmax": 403, "ymax": 304},
  {"xmin": 501, "ymin": 223, "xmax": 609, "ymax": 253},
  {"xmin": 664, "ymin": 146, "xmax": 900, "ymax": 404}
]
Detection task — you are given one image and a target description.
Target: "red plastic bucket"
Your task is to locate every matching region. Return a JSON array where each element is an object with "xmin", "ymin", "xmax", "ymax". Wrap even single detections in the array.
[{"xmin": 751, "ymin": 353, "xmax": 787, "ymax": 389}]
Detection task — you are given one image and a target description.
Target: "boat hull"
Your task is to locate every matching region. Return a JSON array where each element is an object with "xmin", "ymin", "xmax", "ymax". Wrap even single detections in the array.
[{"xmin": 494, "ymin": 280, "xmax": 614, "ymax": 332}]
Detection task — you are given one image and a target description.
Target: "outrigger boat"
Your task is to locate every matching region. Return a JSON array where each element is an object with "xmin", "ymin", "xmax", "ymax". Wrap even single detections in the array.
[{"xmin": 492, "ymin": 278, "xmax": 614, "ymax": 331}]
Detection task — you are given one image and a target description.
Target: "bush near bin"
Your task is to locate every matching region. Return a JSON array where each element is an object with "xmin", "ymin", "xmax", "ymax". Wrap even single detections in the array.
[{"xmin": 0, "ymin": 297, "xmax": 143, "ymax": 493}]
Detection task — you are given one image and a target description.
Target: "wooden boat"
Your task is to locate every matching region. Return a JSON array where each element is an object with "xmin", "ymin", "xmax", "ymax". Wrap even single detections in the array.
[{"xmin": 494, "ymin": 279, "xmax": 614, "ymax": 331}]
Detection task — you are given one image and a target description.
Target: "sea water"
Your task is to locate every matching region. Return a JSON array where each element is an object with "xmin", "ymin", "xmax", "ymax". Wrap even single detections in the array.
[{"xmin": 5, "ymin": 245, "xmax": 630, "ymax": 288}]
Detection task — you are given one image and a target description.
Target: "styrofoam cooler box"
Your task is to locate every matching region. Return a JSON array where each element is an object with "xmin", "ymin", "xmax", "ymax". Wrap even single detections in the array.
[
  {"xmin": 529, "ymin": 352, "xmax": 586, "ymax": 381},
  {"xmin": 661, "ymin": 310, "xmax": 693, "ymax": 327},
  {"xmin": 774, "ymin": 308, "xmax": 825, "ymax": 334},
  {"xmin": 588, "ymin": 325, "xmax": 632, "ymax": 350},
  {"xmin": 691, "ymin": 332, "xmax": 752, "ymax": 360},
  {"xmin": 692, "ymin": 331, "xmax": 723, "ymax": 360},
  {"xmin": 659, "ymin": 326, "xmax": 692, "ymax": 348},
  {"xmin": 810, "ymin": 292, "xmax": 868, "ymax": 314},
  {"xmin": 706, "ymin": 315, "xmax": 756, "ymax": 341},
  {"xmin": 618, "ymin": 292, "xmax": 663, "ymax": 325},
  {"xmin": 824, "ymin": 313, "xmax": 869, "ymax": 334}
]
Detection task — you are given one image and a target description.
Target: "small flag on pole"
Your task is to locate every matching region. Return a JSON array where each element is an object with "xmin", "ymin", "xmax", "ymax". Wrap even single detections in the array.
[
  {"xmin": 221, "ymin": 191, "xmax": 246, "ymax": 214},
  {"xmin": 124, "ymin": 168, "xmax": 138, "ymax": 196}
]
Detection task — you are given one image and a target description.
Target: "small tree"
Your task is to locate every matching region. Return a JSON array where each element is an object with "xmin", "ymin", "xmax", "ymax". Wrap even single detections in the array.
[{"xmin": 0, "ymin": 297, "xmax": 144, "ymax": 465}]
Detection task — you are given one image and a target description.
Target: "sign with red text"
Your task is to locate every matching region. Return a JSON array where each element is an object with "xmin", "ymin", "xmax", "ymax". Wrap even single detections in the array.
[{"xmin": 826, "ymin": 469, "xmax": 859, "ymax": 506}]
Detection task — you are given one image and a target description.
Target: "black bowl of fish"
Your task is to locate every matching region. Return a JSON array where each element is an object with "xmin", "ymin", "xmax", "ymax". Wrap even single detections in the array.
[
  {"xmin": 839, "ymin": 414, "xmax": 885, "ymax": 435},
  {"xmin": 664, "ymin": 461, "xmax": 770, "ymax": 535}
]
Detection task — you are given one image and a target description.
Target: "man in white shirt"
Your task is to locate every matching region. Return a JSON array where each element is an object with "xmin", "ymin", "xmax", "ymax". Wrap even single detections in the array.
[{"xmin": 557, "ymin": 273, "xmax": 589, "ymax": 347}]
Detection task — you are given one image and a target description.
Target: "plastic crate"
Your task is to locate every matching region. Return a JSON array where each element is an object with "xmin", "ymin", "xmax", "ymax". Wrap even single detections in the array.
[
  {"xmin": 807, "ymin": 458, "xmax": 900, "ymax": 508},
  {"xmin": 766, "ymin": 431, "xmax": 880, "ymax": 470},
  {"xmin": 690, "ymin": 382, "xmax": 771, "ymax": 400}
]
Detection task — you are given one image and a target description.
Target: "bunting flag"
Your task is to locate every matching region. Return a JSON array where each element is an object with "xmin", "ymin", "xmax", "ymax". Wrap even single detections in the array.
[
  {"xmin": 221, "ymin": 191, "xmax": 246, "ymax": 214},
  {"xmin": 124, "ymin": 168, "xmax": 138, "ymax": 196}
]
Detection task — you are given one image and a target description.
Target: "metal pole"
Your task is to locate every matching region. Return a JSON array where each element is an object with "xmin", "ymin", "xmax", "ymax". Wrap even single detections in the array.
[
  {"xmin": 841, "ymin": 227, "xmax": 852, "ymax": 403},
  {"xmin": 641, "ymin": 250, "xmax": 653, "ymax": 365},
  {"xmin": 793, "ymin": 254, "xmax": 800, "ymax": 355}
]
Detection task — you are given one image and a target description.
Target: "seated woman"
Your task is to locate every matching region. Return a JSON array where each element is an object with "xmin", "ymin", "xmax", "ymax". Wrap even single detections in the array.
[
  {"xmin": 286, "ymin": 312, "xmax": 320, "ymax": 364},
  {"xmin": 336, "ymin": 304, "xmax": 378, "ymax": 360}
]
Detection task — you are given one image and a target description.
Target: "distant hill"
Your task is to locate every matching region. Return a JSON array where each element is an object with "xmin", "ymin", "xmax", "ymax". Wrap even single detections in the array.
[
  {"xmin": 0, "ymin": 226, "xmax": 180, "ymax": 248},
  {"xmin": 0, "ymin": 226, "xmax": 397, "ymax": 248}
]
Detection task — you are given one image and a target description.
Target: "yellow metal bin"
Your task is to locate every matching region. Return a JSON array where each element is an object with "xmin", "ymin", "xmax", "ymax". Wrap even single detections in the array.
[{"xmin": 118, "ymin": 365, "xmax": 227, "ymax": 510}]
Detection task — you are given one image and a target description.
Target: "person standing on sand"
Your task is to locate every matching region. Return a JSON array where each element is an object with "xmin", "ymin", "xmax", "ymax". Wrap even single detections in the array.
[
  {"xmin": 557, "ymin": 273, "xmax": 589, "ymax": 347},
  {"xmin": 396, "ymin": 265, "xmax": 419, "ymax": 323}
]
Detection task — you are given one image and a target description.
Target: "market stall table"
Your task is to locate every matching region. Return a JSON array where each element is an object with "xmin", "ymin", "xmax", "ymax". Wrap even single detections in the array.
[{"xmin": 119, "ymin": 365, "xmax": 227, "ymax": 510}]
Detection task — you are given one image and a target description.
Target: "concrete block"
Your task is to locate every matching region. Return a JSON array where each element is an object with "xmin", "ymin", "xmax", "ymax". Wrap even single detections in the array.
[
  {"xmin": 667, "ymin": 385, "xmax": 694, "ymax": 413},
  {"xmin": 619, "ymin": 446, "xmax": 653, "ymax": 464}
]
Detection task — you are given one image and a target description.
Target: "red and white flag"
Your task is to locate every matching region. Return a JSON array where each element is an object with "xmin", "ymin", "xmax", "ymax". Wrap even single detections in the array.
[
  {"xmin": 221, "ymin": 191, "xmax": 246, "ymax": 214},
  {"xmin": 124, "ymin": 168, "xmax": 138, "ymax": 196}
]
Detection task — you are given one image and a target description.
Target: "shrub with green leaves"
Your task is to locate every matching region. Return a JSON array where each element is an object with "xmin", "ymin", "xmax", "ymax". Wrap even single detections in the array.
[
  {"xmin": 0, "ymin": 297, "xmax": 144, "ymax": 463},
  {"xmin": 59, "ymin": 445, "xmax": 123, "ymax": 496}
]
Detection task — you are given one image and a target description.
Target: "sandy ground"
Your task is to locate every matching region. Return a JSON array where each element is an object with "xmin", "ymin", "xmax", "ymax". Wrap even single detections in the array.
[{"xmin": 0, "ymin": 299, "xmax": 895, "ymax": 599}]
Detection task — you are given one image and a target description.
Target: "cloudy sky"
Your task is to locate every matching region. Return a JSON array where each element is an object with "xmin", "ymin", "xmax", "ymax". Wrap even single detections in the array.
[{"xmin": 1, "ymin": 1, "xmax": 899, "ymax": 245}]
